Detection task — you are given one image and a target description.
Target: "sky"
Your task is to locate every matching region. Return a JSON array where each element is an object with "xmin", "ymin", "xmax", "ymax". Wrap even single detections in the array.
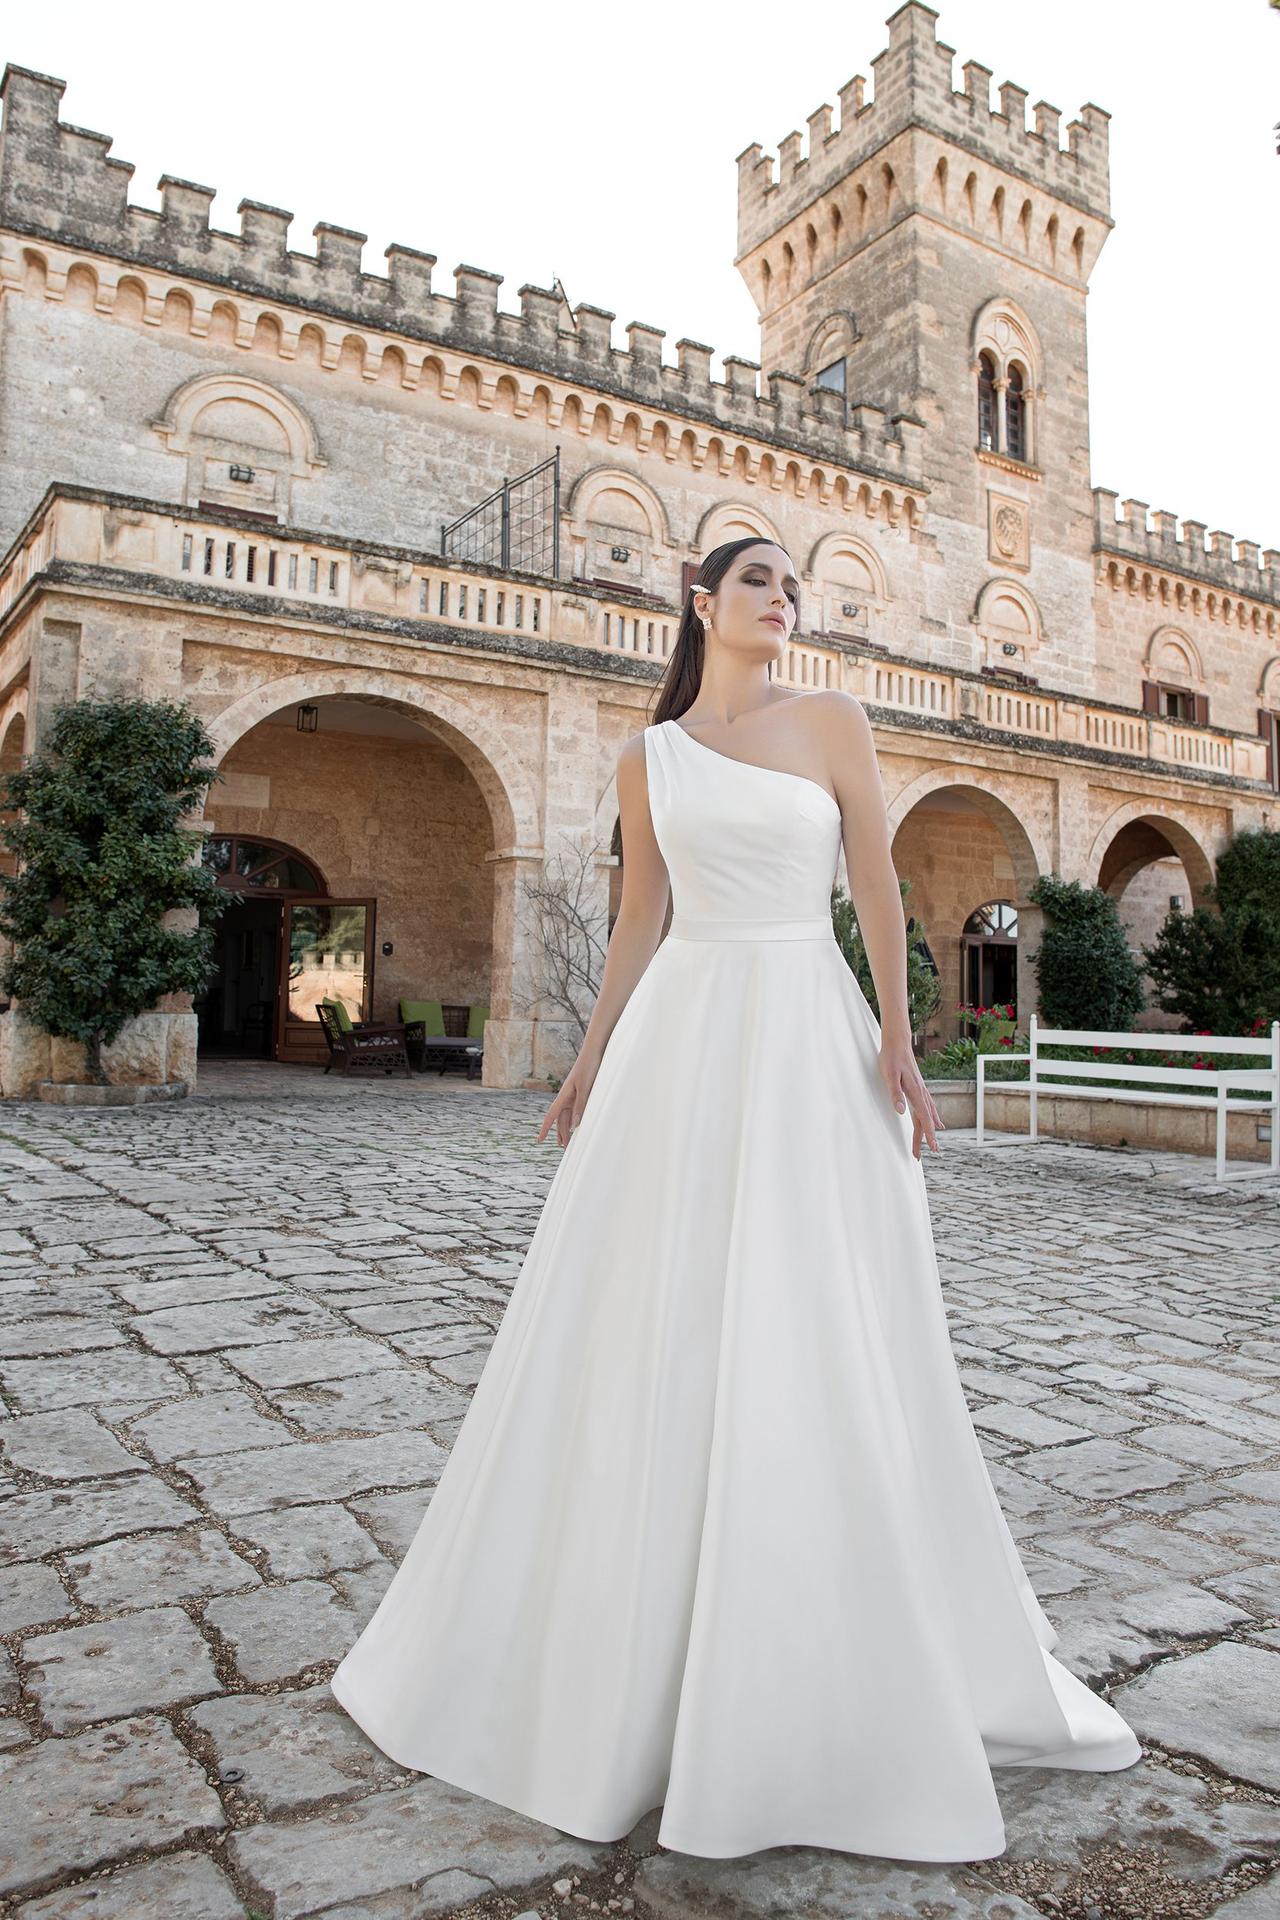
[{"xmin": 4, "ymin": 0, "xmax": 1276, "ymax": 551}]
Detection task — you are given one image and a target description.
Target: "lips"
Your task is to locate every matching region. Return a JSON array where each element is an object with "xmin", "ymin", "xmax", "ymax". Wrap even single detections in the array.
[{"xmin": 760, "ymin": 615, "xmax": 785, "ymax": 629}]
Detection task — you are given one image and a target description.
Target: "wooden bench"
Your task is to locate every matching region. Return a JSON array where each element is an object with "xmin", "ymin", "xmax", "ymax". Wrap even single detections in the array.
[{"xmin": 976, "ymin": 1015, "xmax": 1280, "ymax": 1184}]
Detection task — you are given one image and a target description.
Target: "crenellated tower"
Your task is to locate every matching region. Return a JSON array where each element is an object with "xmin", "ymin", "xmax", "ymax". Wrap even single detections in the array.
[{"xmin": 736, "ymin": 0, "xmax": 1115, "ymax": 671}]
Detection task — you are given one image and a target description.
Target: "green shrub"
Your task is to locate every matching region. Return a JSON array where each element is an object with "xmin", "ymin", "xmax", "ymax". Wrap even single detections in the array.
[
  {"xmin": 0, "ymin": 698, "xmax": 230, "ymax": 1082},
  {"xmin": 1028, "ymin": 874, "xmax": 1145, "ymax": 1030},
  {"xmin": 1142, "ymin": 827, "xmax": 1280, "ymax": 1033}
]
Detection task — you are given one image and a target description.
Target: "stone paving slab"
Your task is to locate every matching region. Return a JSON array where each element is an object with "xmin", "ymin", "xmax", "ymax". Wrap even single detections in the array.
[
  {"xmin": 633, "ymin": 1850, "xmax": 1048, "ymax": 1918},
  {"xmin": 0, "ymin": 1713, "xmax": 225, "ymax": 1898},
  {"xmin": 15, "ymin": 1852, "xmax": 246, "ymax": 1918},
  {"xmin": 0, "ymin": 1068, "xmax": 1276, "ymax": 1918},
  {"xmin": 1112, "ymin": 1642, "xmax": 1280, "ymax": 1791},
  {"xmin": 22, "ymin": 1604, "xmax": 223, "ymax": 1733},
  {"xmin": 228, "ymin": 1779, "xmax": 617, "ymax": 1918}
]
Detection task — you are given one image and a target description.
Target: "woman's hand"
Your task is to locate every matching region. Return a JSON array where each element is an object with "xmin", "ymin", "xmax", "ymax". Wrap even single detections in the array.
[
  {"xmin": 878, "ymin": 1036, "xmax": 945, "ymax": 1158},
  {"xmin": 537, "ymin": 1049, "xmax": 601, "ymax": 1149}
]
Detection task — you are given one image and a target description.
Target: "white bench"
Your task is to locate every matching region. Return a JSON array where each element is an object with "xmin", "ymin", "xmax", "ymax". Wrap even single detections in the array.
[{"xmin": 976, "ymin": 1015, "xmax": 1280, "ymax": 1184}]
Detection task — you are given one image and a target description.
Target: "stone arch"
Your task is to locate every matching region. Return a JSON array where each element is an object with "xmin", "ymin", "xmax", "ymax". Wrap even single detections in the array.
[
  {"xmin": 886, "ymin": 769, "xmax": 1049, "ymax": 895},
  {"xmin": 152, "ymin": 372, "xmax": 327, "ymax": 518},
  {"xmin": 806, "ymin": 529, "xmax": 890, "ymax": 643},
  {"xmin": 886, "ymin": 770, "xmax": 1050, "ymax": 1037},
  {"xmin": 64, "ymin": 261, "xmax": 99, "ymax": 309},
  {"xmin": 0, "ymin": 698, "xmax": 28, "ymax": 769},
  {"xmin": 113, "ymin": 275, "xmax": 149, "ymax": 324},
  {"xmin": 200, "ymin": 676, "xmax": 551, "ymax": 1082},
  {"xmin": 1147, "ymin": 624, "xmax": 1205, "ymax": 686},
  {"xmin": 1090, "ymin": 800, "xmax": 1216, "ymax": 973},
  {"xmin": 0, "ymin": 703, "xmax": 28, "ymax": 882},
  {"xmin": 1259, "ymin": 655, "xmax": 1280, "ymax": 705},
  {"xmin": 807, "ymin": 529, "xmax": 890, "ymax": 599},
  {"xmin": 693, "ymin": 502, "xmax": 786, "ymax": 558},
  {"xmin": 973, "ymin": 576, "xmax": 1044, "ymax": 667},
  {"xmin": 154, "ymin": 372, "xmax": 325, "ymax": 468},
  {"xmin": 566, "ymin": 467, "xmax": 673, "ymax": 597},
  {"xmin": 162, "ymin": 287, "xmax": 195, "ymax": 334},
  {"xmin": 204, "ymin": 670, "xmax": 539, "ymax": 851},
  {"xmin": 804, "ymin": 312, "xmax": 859, "ymax": 385},
  {"xmin": 1087, "ymin": 799, "xmax": 1215, "ymax": 904}
]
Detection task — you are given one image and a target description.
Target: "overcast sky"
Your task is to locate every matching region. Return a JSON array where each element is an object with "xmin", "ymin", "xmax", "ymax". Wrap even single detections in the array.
[{"xmin": 5, "ymin": 0, "xmax": 1276, "ymax": 553}]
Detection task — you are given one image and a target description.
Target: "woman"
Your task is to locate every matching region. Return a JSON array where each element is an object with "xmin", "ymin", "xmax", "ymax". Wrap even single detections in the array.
[{"xmin": 331, "ymin": 535, "xmax": 1143, "ymax": 1862}]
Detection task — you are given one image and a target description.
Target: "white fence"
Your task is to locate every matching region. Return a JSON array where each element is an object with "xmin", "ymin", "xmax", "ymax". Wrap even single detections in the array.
[{"xmin": 976, "ymin": 1015, "xmax": 1280, "ymax": 1185}]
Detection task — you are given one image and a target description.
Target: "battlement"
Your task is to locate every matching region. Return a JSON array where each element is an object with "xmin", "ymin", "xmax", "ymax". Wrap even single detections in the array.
[
  {"xmin": 1094, "ymin": 489, "xmax": 1280, "ymax": 607},
  {"xmin": 736, "ymin": 1, "xmax": 1111, "ymax": 256},
  {"xmin": 0, "ymin": 61, "xmax": 925, "ymax": 488}
]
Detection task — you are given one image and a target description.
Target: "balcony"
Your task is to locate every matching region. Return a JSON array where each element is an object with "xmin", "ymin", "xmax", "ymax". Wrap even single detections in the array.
[{"xmin": 0, "ymin": 487, "xmax": 1268, "ymax": 787}]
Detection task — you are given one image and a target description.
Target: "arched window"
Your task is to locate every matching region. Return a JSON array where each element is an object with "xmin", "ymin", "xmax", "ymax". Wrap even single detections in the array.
[
  {"xmin": 960, "ymin": 901, "xmax": 1019, "ymax": 1017},
  {"xmin": 803, "ymin": 313, "xmax": 858, "ymax": 401},
  {"xmin": 1005, "ymin": 363, "xmax": 1026, "ymax": 462},
  {"xmin": 971, "ymin": 302, "xmax": 1042, "ymax": 466},
  {"xmin": 202, "ymin": 835, "xmax": 327, "ymax": 894},
  {"xmin": 977, "ymin": 353, "xmax": 998, "ymax": 452}
]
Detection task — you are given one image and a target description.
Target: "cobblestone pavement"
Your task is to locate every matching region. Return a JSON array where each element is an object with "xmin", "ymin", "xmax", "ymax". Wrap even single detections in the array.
[{"xmin": 0, "ymin": 1061, "xmax": 1278, "ymax": 1920}]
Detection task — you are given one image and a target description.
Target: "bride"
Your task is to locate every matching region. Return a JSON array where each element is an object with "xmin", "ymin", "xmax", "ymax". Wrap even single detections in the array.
[{"xmin": 331, "ymin": 535, "xmax": 1143, "ymax": 1863}]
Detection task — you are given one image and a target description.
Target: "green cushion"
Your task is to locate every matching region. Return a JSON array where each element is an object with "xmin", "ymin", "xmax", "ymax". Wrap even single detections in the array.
[
  {"xmin": 467, "ymin": 1002, "xmax": 489, "ymax": 1038},
  {"xmin": 400, "ymin": 999, "xmax": 446, "ymax": 1035},
  {"xmin": 322, "ymin": 998, "xmax": 355, "ymax": 1033}
]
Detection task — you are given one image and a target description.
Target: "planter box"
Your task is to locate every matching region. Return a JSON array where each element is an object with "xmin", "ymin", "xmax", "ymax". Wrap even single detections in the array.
[
  {"xmin": 2, "ymin": 1009, "xmax": 197, "ymax": 1099},
  {"xmin": 935, "ymin": 1080, "xmax": 1274, "ymax": 1166},
  {"xmin": 921, "ymin": 1079, "xmax": 978, "ymax": 1131},
  {"xmin": 37, "ymin": 1080, "xmax": 190, "ymax": 1107}
]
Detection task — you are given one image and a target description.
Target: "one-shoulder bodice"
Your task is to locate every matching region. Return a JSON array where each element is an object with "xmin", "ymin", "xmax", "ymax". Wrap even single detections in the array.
[{"xmin": 643, "ymin": 719, "xmax": 842, "ymax": 936}]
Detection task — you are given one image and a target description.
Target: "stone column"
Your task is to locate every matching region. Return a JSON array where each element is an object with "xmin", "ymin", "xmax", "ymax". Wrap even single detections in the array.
[
  {"xmin": 481, "ymin": 846, "xmax": 550, "ymax": 1087},
  {"xmin": 994, "ymin": 377, "xmax": 1008, "ymax": 457},
  {"xmin": 482, "ymin": 690, "xmax": 617, "ymax": 1090}
]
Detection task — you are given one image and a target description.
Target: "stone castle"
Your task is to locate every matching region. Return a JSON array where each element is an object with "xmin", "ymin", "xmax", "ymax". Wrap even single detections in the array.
[{"xmin": 0, "ymin": 0, "xmax": 1275, "ymax": 1093}]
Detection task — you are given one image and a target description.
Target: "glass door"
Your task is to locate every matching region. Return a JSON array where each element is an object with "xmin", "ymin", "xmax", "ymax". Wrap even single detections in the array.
[{"xmin": 278, "ymin": 899, "xmax": 376, "ymax": 1064}]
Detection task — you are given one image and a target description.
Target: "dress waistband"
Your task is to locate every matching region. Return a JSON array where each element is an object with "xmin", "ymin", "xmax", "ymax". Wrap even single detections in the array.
[{"xmin": 667, "ymin": 913, "xmax": 835, "ymax": 943}]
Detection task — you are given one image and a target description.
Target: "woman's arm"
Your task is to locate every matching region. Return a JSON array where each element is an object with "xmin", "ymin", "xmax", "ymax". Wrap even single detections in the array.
[
  {"xmin": 822, "ymin": 692, "xmax": 944, "ymax": 1158},
  {"xmin": 537, "ymin": 729, "xmax": 670, "ymax": 1147}
]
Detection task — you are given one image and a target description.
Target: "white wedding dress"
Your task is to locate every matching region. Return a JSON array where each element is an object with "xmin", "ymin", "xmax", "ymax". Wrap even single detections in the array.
[{"xmin": 330, "ymin": 716, "xmax": 1143, "ymax": 1863}]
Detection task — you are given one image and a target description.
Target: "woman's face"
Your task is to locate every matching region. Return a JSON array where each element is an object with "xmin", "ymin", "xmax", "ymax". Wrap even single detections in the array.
[{"xmin": 699, "ymin": 544, "xmax": 799, "ymax": 657}]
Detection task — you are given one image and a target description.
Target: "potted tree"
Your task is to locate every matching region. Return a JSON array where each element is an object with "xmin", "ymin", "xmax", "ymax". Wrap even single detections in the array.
[{"xmin": 0, "ymin": 697, "xmax": 229, "ymax": 1104}]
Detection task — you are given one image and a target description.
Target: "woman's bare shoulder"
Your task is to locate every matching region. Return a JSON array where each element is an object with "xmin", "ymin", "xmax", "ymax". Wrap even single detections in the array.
[{"xmin": 616, "ymin": 724, "xmax": 655, "ymax": 791}]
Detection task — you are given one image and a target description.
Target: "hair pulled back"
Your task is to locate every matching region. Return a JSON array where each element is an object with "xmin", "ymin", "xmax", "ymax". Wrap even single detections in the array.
[{"xmin": 649, "ymin": 537, "xmax": 801, "ymax": 728}]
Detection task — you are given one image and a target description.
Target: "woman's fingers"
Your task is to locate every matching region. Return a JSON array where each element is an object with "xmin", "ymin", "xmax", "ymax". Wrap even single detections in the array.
[{"xmin": 904, "ymin": 1074, "xmax": 940, "ymax": 1154}]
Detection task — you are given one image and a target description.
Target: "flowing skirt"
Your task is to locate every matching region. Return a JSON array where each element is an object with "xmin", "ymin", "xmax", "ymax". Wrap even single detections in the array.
[{"xmin": 331, "ymin": 929, "xmax": 1142, "ymax": 1862}]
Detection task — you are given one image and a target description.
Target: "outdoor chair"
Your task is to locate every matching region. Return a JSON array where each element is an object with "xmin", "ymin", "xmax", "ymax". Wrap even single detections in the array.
[
  {"xmin": 400, "ymin": 999, "xmax": 487, "ymax": 1078},
  {"xmin": 317, "ymin": 999, "xmax": 411, "ymax": 1077}
]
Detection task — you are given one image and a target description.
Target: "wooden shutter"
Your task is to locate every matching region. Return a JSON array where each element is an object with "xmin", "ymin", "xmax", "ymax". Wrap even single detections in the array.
[
  {"xmin": 1140, "ymin": 681, "xmax": 1159, "ymax": 714},
  {"xmin": 680, "ymin": 560, "xmax": 698, "ymax": 603},
  {"xmin": 1191, "ymin": 692, "xmax": 1210, "ymax": 726},
  {"xmin": 1261, "ymin": 708, "xmax": 1278, "ymax": 788}
]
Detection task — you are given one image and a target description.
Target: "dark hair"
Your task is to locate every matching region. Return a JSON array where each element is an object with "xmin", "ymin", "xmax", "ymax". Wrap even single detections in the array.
[{"xmin": 649, "ymin": 537, "xmax": 801, "ymax": 727}]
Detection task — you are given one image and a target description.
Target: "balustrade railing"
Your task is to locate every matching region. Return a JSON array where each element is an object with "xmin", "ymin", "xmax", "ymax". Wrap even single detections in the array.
[{"xmin": 0, "ymin": 491, "xmax": 1268, "ymax": 785}]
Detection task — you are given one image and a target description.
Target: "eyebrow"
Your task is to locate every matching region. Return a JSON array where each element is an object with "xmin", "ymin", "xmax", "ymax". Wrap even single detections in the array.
[{"xmin": 738, "ymin": 562, "xmax": 800, "ymax": 589}]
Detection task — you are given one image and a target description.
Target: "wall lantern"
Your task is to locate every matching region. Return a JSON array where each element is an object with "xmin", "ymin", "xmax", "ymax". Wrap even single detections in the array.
[
  {"xmin": 296, "ymin": 704, "xmax": 319, "ymax": 733},
  {"xmin": 229, "ymin": 463, "xmax": 255, "ymax": 483}
]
